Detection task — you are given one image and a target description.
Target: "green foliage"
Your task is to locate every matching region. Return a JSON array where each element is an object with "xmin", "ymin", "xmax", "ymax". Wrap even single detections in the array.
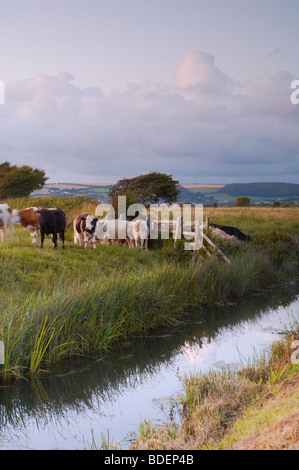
[
  {"xmin": 252, "ymin": 229, "xmax": 299, "ymax": 266},
  {"xmin": 0, "ymin": 161, "xmax": 48, "ymax": 198},
  {"xmin": 109, "ymin": 189, "xmax": 140, "ymax": 218},
  {"xmin": 235, "ymin": 196, "xmax": 251, "ymax": 207},
  {"xmin": 156, "ymin": 237, "xmax": 193, "ymax": 264},
  {"xmin": 108, "ymin": 172, "xmax": 180, "ymax": 206}
]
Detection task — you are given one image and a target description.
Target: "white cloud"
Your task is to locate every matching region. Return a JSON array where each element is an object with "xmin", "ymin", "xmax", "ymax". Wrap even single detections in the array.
[
  {"xmin": 173, "ymin": 51, "xmax": 235, "ymax": 99},
  {"xmin": 1, "ymin": 51, "xmax": 298, "ymax": 183}
]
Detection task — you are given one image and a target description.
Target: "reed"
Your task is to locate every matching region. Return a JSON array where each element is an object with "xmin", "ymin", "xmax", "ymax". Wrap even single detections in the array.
[{"xmin": 0, "ymin": 249, "xmax": 277, "ymax": 381}]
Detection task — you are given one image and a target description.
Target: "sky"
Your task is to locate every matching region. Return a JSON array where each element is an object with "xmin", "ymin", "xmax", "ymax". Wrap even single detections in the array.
[{"xmin": 0, "ymin": 0, "xmax": 299, "ymax": 184}]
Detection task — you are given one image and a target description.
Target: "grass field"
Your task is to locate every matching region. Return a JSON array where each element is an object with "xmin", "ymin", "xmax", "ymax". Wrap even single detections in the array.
[{"xmin": 0, "ymin": 198, "xmax": 299, "ymax": 381}]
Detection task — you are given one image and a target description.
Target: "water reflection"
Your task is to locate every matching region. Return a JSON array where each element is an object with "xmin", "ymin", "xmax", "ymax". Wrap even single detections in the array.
[{"xmin": 0, "ymin": 281, "xmax": 298, "ymax": 449}]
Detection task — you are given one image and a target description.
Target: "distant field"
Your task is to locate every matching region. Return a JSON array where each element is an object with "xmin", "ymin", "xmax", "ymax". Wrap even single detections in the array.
[
  {"xmin": 46, "ymin": 184, "xmax": 91, "ymax": 189},
  {"xmin": 208, "ymin": 192, "xmax": 235, "ymax": 200},
  {"xmin": 45, "ymin": 183, "xmax": 112, "ymax": 189},
  {"xmin": 87, "ymin": 187, "xmax": 110, "ymax": 193},
  {"xmin": 211, "ymin": 193, "xmax": 297, "ymax": 202},
  {"xmin": 188, "ymin": 187, "xmax": 222, "ymax": 194},
  {"xmin": 181, "ymin": 184, "xmax": 224, "ymax": 193},
  {"xmin": 32, "ymin": 183, "xmax": 112, "ymax": 197},
  {"xmin": 181, "ymin": 184, "xmax": 225, "ymax": 188}
]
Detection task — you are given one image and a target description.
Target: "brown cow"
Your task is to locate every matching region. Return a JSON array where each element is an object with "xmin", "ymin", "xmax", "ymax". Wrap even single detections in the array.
[{"xmin": 11, "ymin": 207, "xmax": 40, "ymax": 244}]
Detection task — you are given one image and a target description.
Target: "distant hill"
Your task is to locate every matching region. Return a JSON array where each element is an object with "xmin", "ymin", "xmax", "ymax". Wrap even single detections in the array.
[
  {"xmin": 32, "ymin": 181, "xmax": 299, "ymax": 205},
  {"xmin": 177, "ymin": 182, "xmax": 299, "ymax": 204},
  {"xmin": 221, "ymin": 183, "xmax": 299, "ymax": 198}
]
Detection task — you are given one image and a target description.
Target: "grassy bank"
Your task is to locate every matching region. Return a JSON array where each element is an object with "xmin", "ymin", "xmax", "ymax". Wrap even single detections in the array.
[
  {"xmin": 0, "ymin": 199, "xmax": 299, "ymax": 381},
  {"xmin": 133, "ymin": 323, "xmax": 299, "ymax": 450},
  {"xmin": 0, "ymin": 247, "xmax": 276, "ymax": 381}
]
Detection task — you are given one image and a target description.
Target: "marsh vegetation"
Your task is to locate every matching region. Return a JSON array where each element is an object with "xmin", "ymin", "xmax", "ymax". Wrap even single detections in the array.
[{"xmin": 0, "ymin": 198, "xmax": 298, "ymax": 381}]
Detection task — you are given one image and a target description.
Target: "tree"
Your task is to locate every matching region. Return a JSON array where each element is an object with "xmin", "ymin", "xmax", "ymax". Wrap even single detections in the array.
[
  {"xmin": 0, "ymin": 161, "xmax": 48, "ymax": 198},
  {"xmin": 108, "ymin": 172, "xmax": 180, "ymax": 207},
  {"xmin": 235, "ymin": 196, "xmax": 251, "ymax": 207}
]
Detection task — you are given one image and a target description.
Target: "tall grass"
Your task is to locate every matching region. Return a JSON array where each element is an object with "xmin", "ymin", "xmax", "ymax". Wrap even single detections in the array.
[{"xmin": 0, "ymin": 250, "xmax": 276, "ymax": 381}]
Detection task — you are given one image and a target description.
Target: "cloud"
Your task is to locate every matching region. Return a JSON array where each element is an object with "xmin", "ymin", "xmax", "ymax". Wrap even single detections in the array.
[
  {"xmin": 173, "ymin": 50, "xmax": 234, "ymax": 99},
  {"xmin": 267, "ymin": 48, "xmax": 285, "ymax": 58},
  {"xmin": 1, "ymin": 52, "xmax": 298, "ymax": 183}
]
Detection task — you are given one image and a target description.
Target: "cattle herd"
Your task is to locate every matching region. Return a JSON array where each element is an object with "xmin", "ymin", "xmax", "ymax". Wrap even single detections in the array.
[
  {"xmin": 0, "ymin": 203, "xmax": 251, "ymax": 250},
  {"xmin": 0, "ymin": 203, "xmax": 150, "ymax": 250}
]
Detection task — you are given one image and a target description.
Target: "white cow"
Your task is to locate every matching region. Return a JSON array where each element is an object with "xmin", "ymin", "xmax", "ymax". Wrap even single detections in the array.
[
  {"xmin": 131, "ymin": 219, "xmax": 149, "ymax": 249},
  {"xmin": 0, "ymin": 204, "xmax": 15, "ymax": 243},
  {"xmin": 91, "ymin": 217, "xmax": 150, "ymax": 249},
  {"xmin": 93, "ymin": 219, "xmax": 134, "ymax": 247}
]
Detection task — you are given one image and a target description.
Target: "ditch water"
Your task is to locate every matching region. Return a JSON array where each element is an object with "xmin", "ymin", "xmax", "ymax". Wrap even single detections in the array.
[{"xmin": 1, "ymin": 281, "xmax": 299, "ymax": 450}]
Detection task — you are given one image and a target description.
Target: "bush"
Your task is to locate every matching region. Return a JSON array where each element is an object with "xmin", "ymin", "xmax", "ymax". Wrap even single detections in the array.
[
  {"xmin": 0, "ymin": 162, "xmax": 47, "ymax": 198},
  {"xmin": 235, "ymin": 196, "xmax": 251, "ymax": 207}
]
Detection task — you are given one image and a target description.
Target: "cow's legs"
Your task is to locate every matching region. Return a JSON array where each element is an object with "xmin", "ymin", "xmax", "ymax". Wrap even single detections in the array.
[
  {"xmin": 30, "ymin": 229, "xmax": 38, "ymax": 244},
  {"xmin": 8, "ymin": 223, "xmax": 15, "ymax": 241},
  {"xmin": 126, "ymin": 236, "xmax": 134, "ymax": 248},
  {"xmin": 60, "ymin": 231, "xmax": 65, "ymax": 250},
  {"xmin": 74, "ymin": 228, "xmax": 82, "ymax": 245},
  {"xmin": 74, "ymin": 231, "xmax": 80, "ymax": 245},
  {"xmin": 92, "ymin": 233, "xmax": 96, "ymax": 249},
  {"xmin": 40, "ymin": 230, "xmax": 45, "ymax": 249},
  {"xmin": 83, "ymin": 232, "xmax": 89, "ymax": 249},
  {"xmin": 52, "ymin": 232, "xmax": 58, "ymax": 250},
  {"xmin": 1, "ymin": 227, "xmax": 5, "ymax": 243}
]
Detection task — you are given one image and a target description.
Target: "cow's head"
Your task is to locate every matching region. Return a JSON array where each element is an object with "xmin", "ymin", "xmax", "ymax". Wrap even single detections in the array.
[{"xmin": 85, "ymin": 215, "xmax": 98, "ymax": 233}]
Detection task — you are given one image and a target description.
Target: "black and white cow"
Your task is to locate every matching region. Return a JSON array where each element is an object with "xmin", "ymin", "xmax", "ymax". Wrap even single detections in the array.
[
  {"xmin": 74, "ymin": 212, "xmax": 98, "ymax": 249},
  {"xmin": 38, "ymin": 208, "xmax": 66, "ymax": 249},
  {"xmin": 210, "ymin": 223, "xmax": 251, "ymax": 241},
  {"xmin": 0, "ymin": 203, "xmax": 15, "ymax": 243}
]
